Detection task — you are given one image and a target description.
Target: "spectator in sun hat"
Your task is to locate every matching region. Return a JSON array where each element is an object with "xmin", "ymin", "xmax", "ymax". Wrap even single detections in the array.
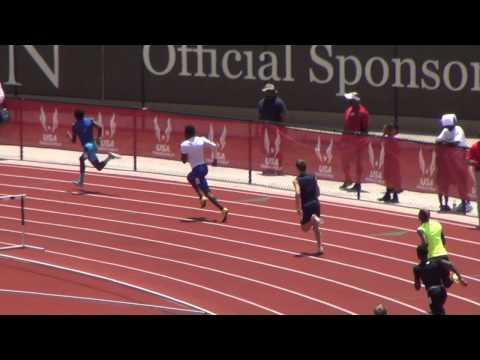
[
  {"xmin": 339, "ymin": 92, "xmax": 370, "ymax": 193},
  {"xmin": 258, "ymin": 83, "xmax": 288, "ymax": 175},
  {"xmin": 435, "ymin": 114, "xmax": 472, "ymax": 214},
  {"xmin": 466, "ymin": 130, "xmax": 480, "ymax": 228},
  {"xmin": 258, "ymin": 83, "xmax": 288, "ymax": 123}
]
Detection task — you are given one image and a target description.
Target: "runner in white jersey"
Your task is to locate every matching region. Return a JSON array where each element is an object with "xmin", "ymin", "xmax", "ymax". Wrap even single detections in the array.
[{"xmin": 181, "ymin": 125, "xmax": 229, "ymax": 222}]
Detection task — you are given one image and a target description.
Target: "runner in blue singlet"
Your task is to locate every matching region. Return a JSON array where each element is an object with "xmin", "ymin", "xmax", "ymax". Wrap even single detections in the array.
[{"xmin": 68, "ymin": 109, "xmax": 121, "ymax": 187}]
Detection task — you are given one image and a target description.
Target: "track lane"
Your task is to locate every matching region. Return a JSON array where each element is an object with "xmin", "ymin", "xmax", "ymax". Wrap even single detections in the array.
[{"xmin": 0, "ymin": 165, "xmax": 476, "ymax": 314}]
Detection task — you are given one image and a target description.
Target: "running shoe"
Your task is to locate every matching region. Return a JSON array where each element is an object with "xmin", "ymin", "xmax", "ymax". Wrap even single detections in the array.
[
  {"xmin": 73, "ymin": 179, "xmax": 84, "ymax": 187},
  {"xmin": 221, "ymin": 208, "xmax": 230, "ymax": 223},
  {"xmin": 440, "ymin": 205, "xmax": 451, "ymax": 212},
  {"xmin": 391, "ymin": 193, "xmax": 399, "ymax": 203},
  {"xmin": 378, "ymin": 193, "xmax": 392, "ymax": 202},
  {"xmin": 465, "ymin": 202, "xmax": 473, "ymax": 213},
  {"xmin": 339, "ymin": 182, "xmax": 353, "ymax": 190},
  {"xmin": 347, "ymin": 183, "xmax": 361, "ymax": 192},
  {"xmin": 108, "ymin": 152, "xmax": 122, "ymax": 160},
  {"xmin": 200, "ymin": 196, "xmax": 208, "ymax": 209}
]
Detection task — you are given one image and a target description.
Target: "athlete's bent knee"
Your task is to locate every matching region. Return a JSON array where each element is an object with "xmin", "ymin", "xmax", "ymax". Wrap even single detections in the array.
[
  {"xmin": 301, "ymin": 224, "xmax": 311, "ymax": 232},
  {"xmin": 91, "ymin": 160, "xmax": 102, "ymax": 171}
]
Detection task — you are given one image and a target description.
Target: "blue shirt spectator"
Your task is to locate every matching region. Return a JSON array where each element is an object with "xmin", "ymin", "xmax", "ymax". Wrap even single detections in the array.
[{"xmin": 257, "ymin": 83, "xmax": 288, "ymax": 123}]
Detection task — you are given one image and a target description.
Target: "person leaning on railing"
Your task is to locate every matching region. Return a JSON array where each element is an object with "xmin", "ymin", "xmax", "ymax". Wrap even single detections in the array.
[
  {"xmin": 435, "ymin": 114, "xmax": 472, "ymax": 214},
  {"xmin": 466, "ymin": 133, "xmax": 480, "ymax": 228}
]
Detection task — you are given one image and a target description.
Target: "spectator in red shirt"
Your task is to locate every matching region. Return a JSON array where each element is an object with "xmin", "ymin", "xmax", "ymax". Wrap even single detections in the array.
[
  {"xmin": 340, "ymin": 92, "xmax": 370, "ymax": 192},
  {"xmin": 467, "ymin": 134, "xmax": 480, "ymax": 228}
]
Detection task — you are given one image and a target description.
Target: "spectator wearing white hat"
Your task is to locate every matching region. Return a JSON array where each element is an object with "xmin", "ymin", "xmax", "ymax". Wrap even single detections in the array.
[
  {"xmin": 258, "ymin": 83, "xmax": 288, "ymax": 176},
  {"xmin": 340, "ymin": 92, "xmax": 370, "ymax": 192},
  {"xmin": 435, "ymin": 114, "xmax": 471, "ymax": 213},
  {"xmin": 257, "ymin": 83, "xmax": 288, "ymax": 123}
]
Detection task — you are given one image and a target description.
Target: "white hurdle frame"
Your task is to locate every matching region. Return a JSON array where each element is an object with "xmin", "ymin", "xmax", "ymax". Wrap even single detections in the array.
[{"xmin": 0, "ymin": 194, "xmax": 45, "ymax": 251}]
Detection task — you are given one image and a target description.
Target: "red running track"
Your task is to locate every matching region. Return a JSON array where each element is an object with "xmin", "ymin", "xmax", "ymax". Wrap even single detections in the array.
[
  {"xmin": 0, "ymin": 257, "xmax": 202, "ymax": 315},
  {"xmin": 0, "ymin": 163, "xmax": 478, "ymax": 315}
]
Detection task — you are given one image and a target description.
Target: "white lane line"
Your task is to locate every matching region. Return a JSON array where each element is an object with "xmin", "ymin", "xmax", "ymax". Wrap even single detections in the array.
[
  {"xmin": 0, "ymin": 174, "xmax": 480, "ymax": 246},
  {"xmin": 0, "ymin": 234, "xmax": 356, "ymax": 315},
  {"xmin": 2, "ymin": 222, "xmax": 477, "ymax": 310},
  {"xmin": 0, "ymin": 165, "xmax": 475, "ymax": 229},
  {"xmin": 1, "ymin": 181, "xmax": 478, "ymax": 248},
  {"xmin": 0, "ymin": 231, "xmax": 410, "ymax": 314},
  {"xmin": 0, "ymin": 219, "xmax": 436, "ymax": 311},
  {"xmin": 2, "ymin": 201, "xmax": 480, "ymax": 286},
  {"xmin": 0, "ymin": 247, "xmax": 278, "ymax": 315},
  {"xmin": 0, "ymin": 249, "xmax": 213, "ymax": 315},
  {"xmin": 4, "ymin": 194, "xmax": 479, "ymax": 266},
  {"xmin": 0, "ymin": 288, "xmax": 204, "ymax": 314},
  {"xmin": 0, "ymin": 169, "xmax": 476, "ymax": 310},
  {"xmin": 0, "ymin": 242, "xmax": 357, "ymax": 315}
]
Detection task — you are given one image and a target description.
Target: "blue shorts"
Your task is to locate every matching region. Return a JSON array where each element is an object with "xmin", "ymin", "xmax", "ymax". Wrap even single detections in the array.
[
  {"xmin": 83, "ymin": 142, "xmax": 99, "ymax": 163},
  {"xmin": 187, "ymin": 164, "xmax": 210, "ymax": 193},
  {"xmin": 301, "ymin": 201, "xmax": 320, "ymax": 225}
]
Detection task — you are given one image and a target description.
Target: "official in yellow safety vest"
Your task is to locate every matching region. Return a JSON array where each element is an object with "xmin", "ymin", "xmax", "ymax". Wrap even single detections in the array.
[{"xmin": 416, "ymin": 209, "xmax": 449, "ymax": 261}]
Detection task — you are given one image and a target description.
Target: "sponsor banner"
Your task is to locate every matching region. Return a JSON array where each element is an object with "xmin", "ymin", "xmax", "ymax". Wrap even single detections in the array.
[
  {"xmin": 314, "ymin": 135, "xmax": 336, "ymax": 180},
  {"xmin": 10, "ymin": 99, "xmax": 135, "ymax": 154},
  {"xmin": 136, "ymin": 110, "xmax": 249, "ymax": 170},
  {"xmin": 5, "ymin": 98, "xmax": 478, "ymax": 201},
  {"xmin": 207, "ymin": 123, "xmax": 229, "ymax": 166},
  {"xmin": 4, "ymin": 45, "xmax": 480, "ymax": 119},
  {"xmin": 257, "ymin": 125, "xmax": 283, "ymax": 172},
  {"xmin": 364, "ymin": 138, "xmax": 386, "ymax": 185},
  {"xmin": 0, "ymin": 99, "xmax": 21, "ymax": 146}
]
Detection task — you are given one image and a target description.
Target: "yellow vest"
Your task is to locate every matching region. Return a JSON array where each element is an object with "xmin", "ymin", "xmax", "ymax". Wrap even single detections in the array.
[{"xmin": 419, "ymin": 221, "xmax": 448, "ymax": 258}]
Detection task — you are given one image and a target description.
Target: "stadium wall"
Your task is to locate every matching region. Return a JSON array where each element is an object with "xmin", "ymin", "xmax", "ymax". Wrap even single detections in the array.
[{"xmin": 1, "ymin": 45, "xmax": 480, "ymax": 135}]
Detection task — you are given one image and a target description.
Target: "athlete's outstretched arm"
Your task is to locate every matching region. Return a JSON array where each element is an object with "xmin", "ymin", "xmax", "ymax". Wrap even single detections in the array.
[
  {"xmin": 441, "ymin": 232, "xmax": 446, "ymax": 246},
  {"xmin": 69, "ymin": 124, "xmax": 77, "ymax": 143},
  {"xmin": 293, "ymin": 178, "xmax": 302, "ymax": 217},
  {"xmin": 203, "ymin": 137, "xmax": 218, "ymax": 165},
  {"xmin": 417, "ymin": 229, "xmax": 427, "ymax": 246},
  {"xmin": 92, "ymin": 120, "xmax": 103, "ymax": 144},
  {"xmin": 413, "ymin": 266, "xmax": 421, "ymax": 290},
  {"xmin": 441, "ymin": 259, "xmax": 468, "ymax": 286}
]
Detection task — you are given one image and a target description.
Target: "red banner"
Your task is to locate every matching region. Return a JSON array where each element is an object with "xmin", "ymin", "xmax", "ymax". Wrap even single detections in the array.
[
  {"xmin": 3, "ymin": 98, "xmax": 477, "ymax": 201},
  {"xmin": 136, "ymin": 110, "xmax": 251, "ymax": 170}
]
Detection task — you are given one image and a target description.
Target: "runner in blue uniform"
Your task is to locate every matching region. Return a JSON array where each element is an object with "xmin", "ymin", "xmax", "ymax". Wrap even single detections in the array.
[
  {"xmin": 68, "ymin": 110, "xmax": 121, "ymax": 186},
  {"xmin": 293, "ymin": 159, "xmax": 324, "ymax": 256}
]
